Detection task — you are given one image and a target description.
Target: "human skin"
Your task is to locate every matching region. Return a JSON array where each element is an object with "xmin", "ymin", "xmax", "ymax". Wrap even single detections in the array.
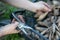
[
  {"xmin": 0, "ymin": 0, "xmax": 51, "ymax": 37},
  {"xmin": 1, "ymin": 0, "xmax": 51, "ymax": 12},
  {"xmin": 0, "ymin": 22, "xmax": 19, "ymax": 37}
]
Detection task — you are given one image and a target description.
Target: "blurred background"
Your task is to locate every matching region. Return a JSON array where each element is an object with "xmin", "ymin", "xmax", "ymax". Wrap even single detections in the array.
[{"xmin": 0, "ymin": 0, "xmax": 56, "ymax": 40}]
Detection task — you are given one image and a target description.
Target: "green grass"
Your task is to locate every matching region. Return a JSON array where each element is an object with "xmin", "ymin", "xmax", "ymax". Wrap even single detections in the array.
[
  {"xmin": 0, "ymin": 0, "xmax": 47, "ymax": 40},
  {"xmin": 0, "ymin": 34, "xmax": 25, "ymax": 40},
  {"xmin": 0, "ymin": 2, "xmax": 25, "ymax": 40}
]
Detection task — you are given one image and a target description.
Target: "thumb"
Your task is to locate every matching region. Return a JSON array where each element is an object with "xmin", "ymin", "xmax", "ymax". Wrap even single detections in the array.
[
  {"xmin": 12, "ymin": 22, "xmax": 19, "ymax": 28},
  {"xmin": 14, "ymin": 22, "xmax": 19, "ymax": 25}
]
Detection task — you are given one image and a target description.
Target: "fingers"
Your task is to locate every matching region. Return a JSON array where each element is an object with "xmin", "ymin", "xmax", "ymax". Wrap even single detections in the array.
[
  {"xmin": 12, "ymin": 15, "xmax": 25, "ymax": 23},
  {"xmin": 41, "ymin": 5, "xmax": 51, "ymax": 12},
  {"xmin": 2, "ymin": 22, "xmax": 19, "ymax": 34},
  {"xmin": 39, "ymin": 1, "xmax": 51, "ymax": 12},
  {"xmin": 11, "ymin": 21, "xmax": 20, "ymax": 34},
  {"xmin": 11, "ymin": 22, "xmax": 19, "ymax": 28},
  {"xmin": 14, "ymin": 22, "xmax": 19, "ymax": 26},
  {"xmin": 42, "ymin": 2, "xmax": 51, "ymax": 12},
  {"xmin": 18, "ymin": 15, "xmax": 25, "ymax": 23},
  {"xmin": 36, "ymin": 1, "xmax": 51, "ymax": 12},
  {"xmin": 42, "ymin": 2, "xmax": 51, "ymax": 9},
  {"xmin": 12, "ymin": 18, "xmax": 15, "ymax": 23}
]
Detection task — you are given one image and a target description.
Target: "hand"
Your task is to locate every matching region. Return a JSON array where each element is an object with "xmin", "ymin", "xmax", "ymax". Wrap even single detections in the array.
[
  {"xmin": 34, "ymin": 1, "xmax": 51, "ymax": 18},
  {"xmin": 12, "ymin": 15, "xmax": 25, "ymax": 23},
  {"xmin": 34, "ymin": 1, "xmax": 51, "ymax": 13},
  {"xmin": 0, "ymin": 22, "xmax": 20, "ymax": 36}
]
